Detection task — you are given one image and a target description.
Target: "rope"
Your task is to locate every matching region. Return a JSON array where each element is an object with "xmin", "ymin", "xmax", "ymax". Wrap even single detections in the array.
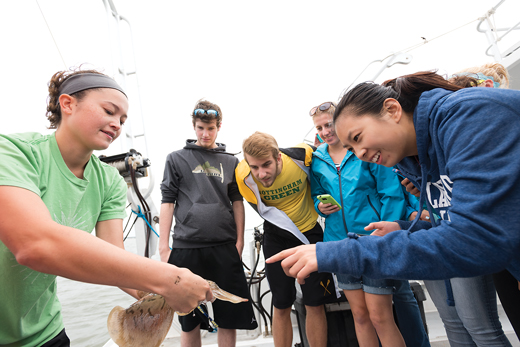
[
  {"xmin": 197, "ymin": 305, "xmax": 219, "ymax": 332},
  {"xmin": 400, "ymin": 18, "xmax": 480, "ymax": 55},
  {"xmin": 339, "ymin": 16, "xmax": 482, "ymax": 99},
  {"xmin": 35, "ymin": 0, "xmax": 67, "ymax": 69},
  {"xmin": 131, "ymin": 205, "xmax": 160, "ymax": 238}
]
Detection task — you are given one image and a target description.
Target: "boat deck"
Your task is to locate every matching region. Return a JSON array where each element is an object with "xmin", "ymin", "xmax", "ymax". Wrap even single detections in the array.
[
  {"xmin": 104, "ymin": 287, "xmax": 519, "ymax": 347},
  {"xmin": 167, "ymin": 303, "xmax": 519, "ymax": 347}
]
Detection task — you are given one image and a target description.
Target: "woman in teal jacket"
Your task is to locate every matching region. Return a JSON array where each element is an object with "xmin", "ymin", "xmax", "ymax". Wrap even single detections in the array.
[
  {"xmin": 311, "ymin": 144, "xmax": 416, "ymax": 240},
  {"xmin": 309, "ymin": 101, "xmax": 429, "ymax": 347}
]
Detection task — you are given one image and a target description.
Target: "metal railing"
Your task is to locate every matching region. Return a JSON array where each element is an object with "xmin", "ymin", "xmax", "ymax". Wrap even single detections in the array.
[{"xmin": 477, "ymin": 0, "xmax": 520, "ymax": 63}]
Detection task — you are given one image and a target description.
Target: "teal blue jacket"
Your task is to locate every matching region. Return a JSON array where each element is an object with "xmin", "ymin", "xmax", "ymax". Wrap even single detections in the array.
[{"xmin": 310, "ymin": 144, "xmax": 417, "ymax": 242}]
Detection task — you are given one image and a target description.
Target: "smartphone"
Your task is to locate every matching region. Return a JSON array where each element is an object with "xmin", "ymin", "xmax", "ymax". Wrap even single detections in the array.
[
  {"xmin": 317, "ymin": 194, "xmax": 342, "ymax": 210},
  {"xmin": 316, "ymin": 133, "xmax": 324, "ymax": 143}
]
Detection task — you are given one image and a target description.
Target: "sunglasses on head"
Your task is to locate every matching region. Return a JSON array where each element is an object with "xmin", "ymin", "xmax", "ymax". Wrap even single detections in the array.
[
  {"xmin": 451, "ymin": 72, "xmax": 500, "ymax": 88},
  {"xmin": 309, "ymin": 102, "xmax": 335, "ymax": 116},
  {"xmin": 193, "ymin": 108, "xmax": 219, "ymax": 117}
]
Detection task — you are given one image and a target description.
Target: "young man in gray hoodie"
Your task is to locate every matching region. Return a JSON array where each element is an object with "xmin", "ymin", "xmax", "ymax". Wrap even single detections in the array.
[{"xmin": 159, "ymin": 100, "xmax": 257, "ymax": 347}]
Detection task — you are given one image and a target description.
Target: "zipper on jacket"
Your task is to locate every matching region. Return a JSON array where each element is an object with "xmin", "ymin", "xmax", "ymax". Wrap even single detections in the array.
[
  {"xmin": 316, "ymin": 154, "xmax": 349, "ymax": 234},
  {"xmin": 367, "ymin": 195, "xmax": 381, "ymax": 220},
  {"xmin": 338, "ymin": 171, "xmax": 349, "ymax": 234}
]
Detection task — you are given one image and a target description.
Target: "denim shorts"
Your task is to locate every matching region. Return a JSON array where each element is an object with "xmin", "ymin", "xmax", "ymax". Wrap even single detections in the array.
[{"xmin": 336, "ymin": 273, "xmax": 395, "ymax": 295}]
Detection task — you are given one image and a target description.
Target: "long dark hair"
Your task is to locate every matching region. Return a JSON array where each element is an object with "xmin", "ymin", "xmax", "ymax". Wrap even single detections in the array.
[{"xmin": 333, "ymin": 71, "xmax": 463, "ymax": 121}]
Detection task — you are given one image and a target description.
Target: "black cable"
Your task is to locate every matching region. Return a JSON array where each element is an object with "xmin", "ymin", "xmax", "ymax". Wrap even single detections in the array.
[
  {"xmin": 248, "ymin": 254, "xmax": 272, "ymax": 329},
  {"xmin": 129, "ymin": 162, "xmax": 152, "ymax": 257},
  {"xmin": 257, "ymin": 279, "xmax": 272, "ymax": 324},
  {"xmin": 123, "ymin": 215, "xmax": 139, "ymax": 241},
  {"xmin": 245, "ymin": 226, "xmax": 275, "ymax": 333},
  {"xmin": 248, "ymin": 249, "xmax": 262, "ymax": 293},
  {"xmin": 123, "ymin": 209, "xmax": 133, "ymax": 232},
  {"xmin": 250, "ymin": 296, "xmax": 267, "ymax": 330},
  {"xmin": 247, "ymin": 250, "xmax": 267, "ymax": 327},
  {"xmin": 260, "ymin": 289, "xmax": 273, "ymax": 324}
]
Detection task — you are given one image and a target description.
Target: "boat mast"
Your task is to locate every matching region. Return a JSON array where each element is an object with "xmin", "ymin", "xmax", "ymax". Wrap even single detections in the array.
[
  {"xmin": 102, "ymin": 0, "xmax": 149, "ymax": 156},
  {"xmin": 100, "ymin": 0, "xmax": 159, "ymax": 258}
]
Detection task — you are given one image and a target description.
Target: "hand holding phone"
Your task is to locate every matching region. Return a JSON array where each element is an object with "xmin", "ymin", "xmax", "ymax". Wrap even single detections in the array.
[{"xmin": 317, "ymin": 194, "xmax": 342, "ymax": 210}]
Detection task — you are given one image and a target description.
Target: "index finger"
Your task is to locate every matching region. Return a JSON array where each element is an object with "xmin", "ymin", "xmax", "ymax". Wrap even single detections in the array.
[
  {"xmin": 364, "ymin": 222, "xmax": 382, "ymax": 230},
  {"xmin": 266, "ymin": 248, "xmax": 296, "ymax": 264}
]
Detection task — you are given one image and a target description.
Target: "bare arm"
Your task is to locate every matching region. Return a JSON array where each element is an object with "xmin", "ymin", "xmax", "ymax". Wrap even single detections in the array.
[
  {"xmin": 96, "ymin": 219, "xmax": 139, "ymax": 299},
  {"xmin": 0, "ymin": 186, "xmax": 212, "ymax": 313},
  {"xmin": 233, "ymin": 200, "xmax": 245, "ymax": 258},
  {"xmin": 159, "ymin": 203, "xmax": 174, "ymax": 263}
]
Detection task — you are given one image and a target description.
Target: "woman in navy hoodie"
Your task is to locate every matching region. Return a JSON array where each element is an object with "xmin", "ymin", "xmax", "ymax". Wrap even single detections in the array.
[
  {"xmin": 403, "ymin": 68, "xmax": 512, "ymax": 346},
  {"xmin": 267, "ymin": 71, "xmax": 520, "ymax": 344},
  {"xmin": 309, "ymin": 101, "xmax": 427, "ymax": 347}
]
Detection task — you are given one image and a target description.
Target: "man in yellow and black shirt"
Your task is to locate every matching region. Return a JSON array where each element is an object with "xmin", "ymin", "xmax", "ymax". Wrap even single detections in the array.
[{"xmin": 236, "ymin": 131, "xmax": 335, "ymax": 347}]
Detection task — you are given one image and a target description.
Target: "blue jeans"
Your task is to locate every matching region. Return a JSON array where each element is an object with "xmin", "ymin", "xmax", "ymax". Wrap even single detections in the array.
[
  {"xmin": 393, "ymin": 280, "xmax": 430, "ymax": 347},
  {"xmin": 425, "ymin": 275, "xmax": 512, "ymax": 347}
]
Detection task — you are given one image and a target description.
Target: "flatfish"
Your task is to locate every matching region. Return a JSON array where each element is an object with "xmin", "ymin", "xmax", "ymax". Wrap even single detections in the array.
[
  {"xmin": 107, "ymin": 291, "xmax": 173, "ymax": 347},
  {"xmin": 107, "ymin": 281, "xmax": 247, "ymax": 347}
]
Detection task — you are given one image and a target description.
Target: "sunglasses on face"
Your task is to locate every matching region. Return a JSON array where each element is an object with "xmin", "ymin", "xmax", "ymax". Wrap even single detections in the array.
[
  {"xmin": 309, "ymin": 102, "xmax": 336, "ymax": 116},
  {"xmin": 193, "ymin": 108, "xmax": 219, "ymax": 117}
]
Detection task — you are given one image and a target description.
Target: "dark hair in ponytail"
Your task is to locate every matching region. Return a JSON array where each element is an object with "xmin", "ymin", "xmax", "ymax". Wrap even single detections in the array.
[{"xmin": 333, "ymin": 71, "xmax": 463, "ymax": 122}]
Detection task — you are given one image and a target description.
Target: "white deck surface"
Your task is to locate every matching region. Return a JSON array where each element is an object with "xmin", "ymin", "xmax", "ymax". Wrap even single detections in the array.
[{"xmin": 104, "ymin": 285, "xmax": 519, "ymax": 347}]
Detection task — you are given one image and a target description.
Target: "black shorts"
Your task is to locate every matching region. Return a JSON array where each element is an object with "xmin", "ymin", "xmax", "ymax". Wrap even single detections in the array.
[
  {"xmin": 168, "ymin": 243, "xmax": 258, "ymax": 332},
  {"xmin": 263, "ymin": 221, "xmax": 336, "ymax": 309},
  {"xmin": 41, "ymin": 329, "xmax": 70, "ymax": 347}
]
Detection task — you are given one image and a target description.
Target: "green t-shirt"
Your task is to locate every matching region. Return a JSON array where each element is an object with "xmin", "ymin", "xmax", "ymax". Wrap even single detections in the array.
[{"xmin": 0, "ymin": 132, "xmax": 127, "ymax": 347}]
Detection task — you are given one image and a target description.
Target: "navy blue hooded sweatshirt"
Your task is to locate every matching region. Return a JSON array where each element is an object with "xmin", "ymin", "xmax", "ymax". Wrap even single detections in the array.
[{"xmin": 316, "ymin": 87, "xmax": 520, "ymax": 281}]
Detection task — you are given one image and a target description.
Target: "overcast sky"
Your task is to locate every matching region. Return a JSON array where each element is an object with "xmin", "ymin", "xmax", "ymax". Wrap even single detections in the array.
[{"xmin": 1, "ymin": 0, "xmax": 519, "ymax": 229}]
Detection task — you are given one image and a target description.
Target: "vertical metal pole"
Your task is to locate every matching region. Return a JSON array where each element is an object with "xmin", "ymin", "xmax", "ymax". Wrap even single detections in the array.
[{"xmin": 484, "ymin": 15, "xmax": 503, "ymax": 62}]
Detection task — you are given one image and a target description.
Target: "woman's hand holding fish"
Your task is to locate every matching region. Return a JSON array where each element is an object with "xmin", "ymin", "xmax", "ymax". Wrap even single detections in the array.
[{"xmin": 162, "ymin": 267, "xmax": 213, "ymax": 314}]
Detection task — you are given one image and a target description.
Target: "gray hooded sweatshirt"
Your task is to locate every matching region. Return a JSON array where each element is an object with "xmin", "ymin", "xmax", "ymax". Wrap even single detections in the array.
[{"xmin": 160, "ymin": 139, "xmax": 242, "ymax": 248}]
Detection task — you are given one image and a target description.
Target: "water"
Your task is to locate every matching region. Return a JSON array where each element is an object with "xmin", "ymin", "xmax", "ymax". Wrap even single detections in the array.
[
  {"xmin": 57, "ymin": 278, "xmax": 135, "ymax": 347},
  {"xmin": 57, "ymin": 237, "xmax": 138, "ymax": 347},
  {"xmin": 57, "ymin": 231, "xmax": 258, "ymax": 347}
]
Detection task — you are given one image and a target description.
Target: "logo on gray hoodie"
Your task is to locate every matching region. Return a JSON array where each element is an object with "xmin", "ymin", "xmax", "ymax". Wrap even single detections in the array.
[{"xmin": 192, "ymin": 161, "xmax": 224, "ymax": 183}]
